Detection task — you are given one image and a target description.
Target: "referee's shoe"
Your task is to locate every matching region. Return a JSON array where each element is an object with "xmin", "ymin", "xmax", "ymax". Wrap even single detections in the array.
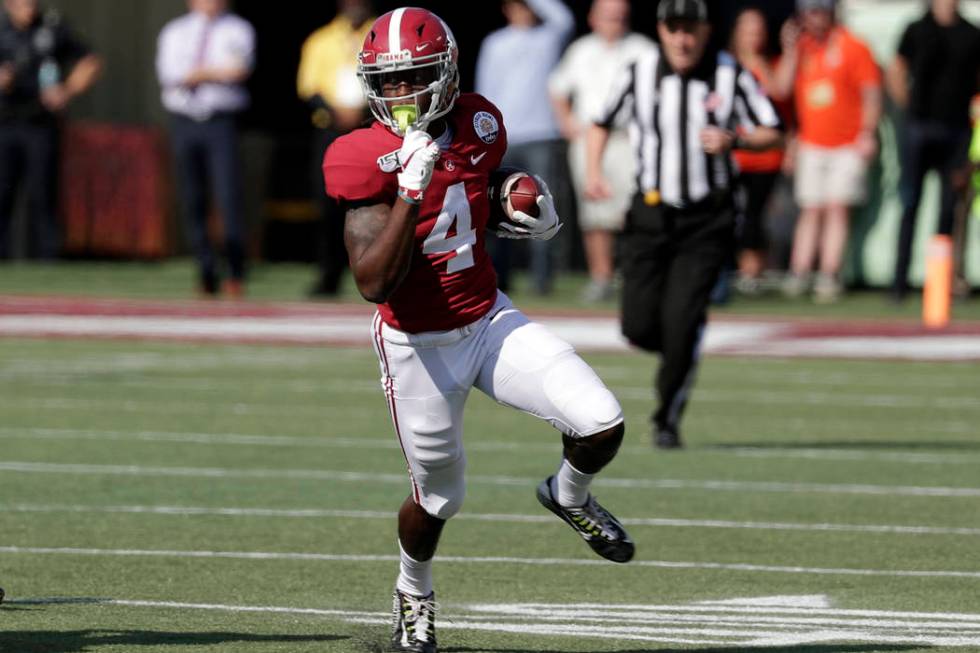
[{"xmin": 655, "ymin": 426, "xmax": 682, "ymax": 450}]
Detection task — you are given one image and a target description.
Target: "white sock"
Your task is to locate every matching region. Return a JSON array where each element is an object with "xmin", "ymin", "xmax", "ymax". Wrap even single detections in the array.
[
  {"xmin": 396, "ymin": 541, "xmax": 433, "ymax": 597},
  {"xmin": 550, "ymin": 459, "xmax": 594, "ymax": 508}
]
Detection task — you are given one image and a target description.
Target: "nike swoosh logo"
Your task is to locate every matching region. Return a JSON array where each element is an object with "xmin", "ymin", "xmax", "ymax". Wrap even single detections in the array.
[
  {"xmin": 416, "ymin": 43, "xmax": 430, "ymax": 52},
  {"xmin": 470, "ymin": 152, "xmax": 487, "ymax": 166}
]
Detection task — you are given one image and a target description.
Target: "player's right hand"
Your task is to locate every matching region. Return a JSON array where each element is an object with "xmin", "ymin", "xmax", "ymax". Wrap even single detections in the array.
[{"xmin": 397, "ymin": 128, "xmax": 440, "ymax": 203}]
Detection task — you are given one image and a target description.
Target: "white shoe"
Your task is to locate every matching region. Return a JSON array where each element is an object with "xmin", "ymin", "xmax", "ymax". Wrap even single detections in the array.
[
  {"xmin": 813, "ymin": 274, "xmax": 843, "ymax": 304},
  {"xmin": 581, "ymin": 280, "xmax": 614, "ymax": 303},
  {"xmin": 781, "ymin": 273, "xmax": 810, "ymax": 298}
]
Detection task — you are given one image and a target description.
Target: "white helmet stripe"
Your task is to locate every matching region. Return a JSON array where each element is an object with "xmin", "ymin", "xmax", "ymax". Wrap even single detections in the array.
[
  {"xmin": 388, "ymin": 7, "xmax": 406, "ymax": 53},
  {"xmin": 438, "ymin": 17, "xmax": 455, "ymax": 46}
]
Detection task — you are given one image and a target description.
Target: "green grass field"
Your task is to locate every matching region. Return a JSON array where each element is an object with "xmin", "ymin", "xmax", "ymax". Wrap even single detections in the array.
[{"xmin": 1, "ymin": 262, "xmax": 979, "ymax": 652}]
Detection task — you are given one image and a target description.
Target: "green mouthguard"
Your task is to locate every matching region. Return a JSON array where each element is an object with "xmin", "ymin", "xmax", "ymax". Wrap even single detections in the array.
[{"xmin": 392, "ymin": 105, "xmax": 418, "ymax": 132}]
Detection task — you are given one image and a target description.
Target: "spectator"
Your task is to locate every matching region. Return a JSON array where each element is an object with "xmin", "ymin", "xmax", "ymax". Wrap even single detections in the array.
[
  {"xmin": 730, "ymin": 7, "xmax": 787, "ymax": 295},
  {"xmin": 476, "ymin": 0, "xmax": 574, "ymax": 295},
  {"xmin": 586, "ymin": 0, "xmax": 781, "ymax": 448},
  {"xmin": 971, "ymin": 97, "xmax": 980, "ymax": 225},
  {"xmin": 156, "ymin": 0, "xmax": 255, "ymax": 298},
  {"xmin": 298, "ymin": 0, "xmax": 374, "ymax": 298},
  {"xmin": 886, "ymin": 0, "xmax": 980, "ymax": 302},
  {"xmin": 0, "ymin": 0, "xmax": 101, "ymax": 260},
  {"xmin": 773, "ymin": 0, "xmax": 882, "ymax": 303},
  {"xmin": 549, "ymin": 0, "xmax": 653, "ymax": 303}
]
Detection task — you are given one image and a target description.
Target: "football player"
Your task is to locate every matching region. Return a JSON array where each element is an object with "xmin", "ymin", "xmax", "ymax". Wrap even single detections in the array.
[{"xmin": 323, "ymin": 8, "xmax": 634, "ymax": 652}]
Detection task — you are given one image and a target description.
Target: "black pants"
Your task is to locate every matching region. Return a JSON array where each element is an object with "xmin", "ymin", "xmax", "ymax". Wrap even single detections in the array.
[
  {"xmin": 170, "ymin": 113, "xmax": 246, "ymax": 289},
  {"xmin": 893, "ymin": 120, "xmax": 971, "ymax": 295},
  {"xmin": 0, "ymin": 121, "xmax": 59, "ymax": 259},
  {"xmin": 621, "ymin": 193, "xmax": 735, "ymax": 433},
  {"xmin": 310, "ymin": 127, "xmax": 346, "ymax": 295},
  {"xmin": 736, "ymin": 170, "xmax": 779, "ymax": 252}
]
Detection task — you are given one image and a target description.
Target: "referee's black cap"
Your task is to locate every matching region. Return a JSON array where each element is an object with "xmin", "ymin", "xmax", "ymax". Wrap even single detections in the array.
[{"xmin": 656, "ymin": 0, "xmax": 708, "ymax": 23}]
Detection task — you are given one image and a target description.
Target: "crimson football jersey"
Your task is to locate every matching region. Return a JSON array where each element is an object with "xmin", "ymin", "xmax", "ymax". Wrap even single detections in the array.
[{"xmin": 324, "ymin": 94, "xmax": 508, "ymax": 333}]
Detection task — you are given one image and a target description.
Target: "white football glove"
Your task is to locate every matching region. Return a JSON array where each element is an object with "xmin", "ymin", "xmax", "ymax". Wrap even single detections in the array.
[
  {"xmin": 397, "ymin": 128, "xmax": 440, "ymax": 203},
  {"xmin": 497, "ymin": 174, "xmax": 563, "ymax": 241}
]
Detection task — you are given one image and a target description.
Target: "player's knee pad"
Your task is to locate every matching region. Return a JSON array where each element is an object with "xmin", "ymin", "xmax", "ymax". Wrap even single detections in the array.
[
  {"xmin": 543, "ymin": 354, "xmax": 624, "ymax": 437},
  {"xmin": 403, "ymin": 393, "xmax": 467, "ymax": 520},
  {"xmin": 417, "ymin": 466, "xmax": 466, "ymax": 520},
  {"xmin": 410, "ymin": 431, "xmax": 466, "ymax": 520},
  {"xmin": 569, "ymin": 420, "xmax": 624, "ymax": 468}
]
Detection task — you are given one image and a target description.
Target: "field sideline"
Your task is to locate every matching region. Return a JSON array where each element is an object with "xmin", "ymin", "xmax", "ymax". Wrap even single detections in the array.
[{"xmin": 1, "ymin": 278, "xmax": 979, "ymax": 652}]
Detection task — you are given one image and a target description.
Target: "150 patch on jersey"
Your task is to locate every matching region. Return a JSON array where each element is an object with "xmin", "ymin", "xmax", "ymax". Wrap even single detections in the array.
[
  {"xmin": 473, "ymin": 111, "xmax": 499, "ymax": 145},
  {"xmin": 377, "ymin": 149, "xmax": 401, "ymax": 173}
]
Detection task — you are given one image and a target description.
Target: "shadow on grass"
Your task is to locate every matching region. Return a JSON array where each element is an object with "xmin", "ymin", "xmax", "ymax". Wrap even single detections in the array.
[
  {"xmin": 443, "ymin": 645, "xmax": 926, "ymax": 653},
  {"xmin": 0, "ymin": 630, "xmax": 347, "ymax": 652}
]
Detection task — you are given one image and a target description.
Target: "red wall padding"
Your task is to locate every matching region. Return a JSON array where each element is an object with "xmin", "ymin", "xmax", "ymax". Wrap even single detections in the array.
[{"xmin": 60, "ymin": 122, "xmax": 173, "ymax": 259}]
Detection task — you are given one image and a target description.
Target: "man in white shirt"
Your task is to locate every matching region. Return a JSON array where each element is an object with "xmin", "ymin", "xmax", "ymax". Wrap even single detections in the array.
[
  {"xmin": 476, "ymin": 0, "xmax": 574, "ymax": 296},
  {"xmin": 550, "ymin": 0, "xmax": 653, "ymax": 302},
  {"xmin": 156, "ymin": 0, "xmax": 254, "ymax": 298}
]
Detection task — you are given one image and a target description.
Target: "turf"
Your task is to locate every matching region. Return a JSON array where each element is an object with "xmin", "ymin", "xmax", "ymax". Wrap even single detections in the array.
[
  {"xmin": 1, "ymin": 261, "xmax": 979, "ymax": 651},
  {"xmin": 1, "ymin": 325, "xmax": 978, "ymax": 651}
]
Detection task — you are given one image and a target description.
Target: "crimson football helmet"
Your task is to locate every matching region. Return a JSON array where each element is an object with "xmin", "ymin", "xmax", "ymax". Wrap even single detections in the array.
[{"xmin": 357, "ymin": 7, "xmax": 460, "ymax": 136}]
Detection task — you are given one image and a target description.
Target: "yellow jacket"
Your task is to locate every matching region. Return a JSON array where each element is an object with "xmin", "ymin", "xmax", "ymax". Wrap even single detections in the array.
[{"xmin": 296, "ymin": 15, "xmax": 373, "ymax": 110}]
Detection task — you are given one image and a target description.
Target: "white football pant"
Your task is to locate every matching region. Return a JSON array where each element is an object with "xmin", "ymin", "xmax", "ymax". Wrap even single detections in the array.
[{"xmin": 370, "ymin": 292, "xmax": 623, "ymax": 520}]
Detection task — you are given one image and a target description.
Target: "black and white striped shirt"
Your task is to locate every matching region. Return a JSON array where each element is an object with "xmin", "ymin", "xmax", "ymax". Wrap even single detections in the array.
[{"xmin": 596, "ymin": 45, "xmax": 781, "ymax": 208}]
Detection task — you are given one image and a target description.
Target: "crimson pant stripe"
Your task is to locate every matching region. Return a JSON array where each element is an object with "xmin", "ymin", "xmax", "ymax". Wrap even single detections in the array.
[{"xmin": 373, "ymin": 314, "xmax": 420, "ymax": 504}]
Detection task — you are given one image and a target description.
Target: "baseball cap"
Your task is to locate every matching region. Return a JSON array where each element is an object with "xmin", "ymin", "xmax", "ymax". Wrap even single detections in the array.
[
  {"xmin": 657, "ymin": 0, "xmax": 708, "ymax": 22},
  {"xmin": 797, "ymin": 0, "xmax": 836, "ymax": 11}
]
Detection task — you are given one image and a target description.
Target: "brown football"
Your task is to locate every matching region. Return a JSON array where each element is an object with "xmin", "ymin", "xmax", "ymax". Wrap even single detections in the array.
[
  {"xmin": 487, "ymin": 167, "xmax": 539, "ymax": 229},
  {"xmin": 506, "ymin": 174, "xmax": 540, "ymax": 218}
]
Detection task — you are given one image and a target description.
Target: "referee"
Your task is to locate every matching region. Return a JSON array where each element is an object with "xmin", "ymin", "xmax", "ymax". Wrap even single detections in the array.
[{"xmin": 585, "ymin": 0, "xmax": 782, "ymax": 449}]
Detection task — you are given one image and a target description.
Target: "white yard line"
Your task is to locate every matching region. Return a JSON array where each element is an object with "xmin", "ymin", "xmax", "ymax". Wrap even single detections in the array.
[
  {"xmin": 2, "ymin": 426, "xmax": 978, "ymax": 464},
  {"xmin": 0, "ymin": 428, "xmax": 404, "ymax": 451},
  {"xmin": 2, "ymin": 387, "xmax": 978, "ymax": 412},
  {"xmin": 0, "ymin": 374, "xmax": 378, "ymax": 394},
  {"xmin": 6, "ymin": 596, "xmax": 980, "ymax": 647},
  {"xmin": 0, "ymin": 397, "xmax": 359, "ymax": 417},
  {"xmin": 4, "ymin": 503, "xmax": 979, "ymax": 537},
  {"xmin": 1, "ymin": 545, "xmax": 979, "ymax": 579},
  {"xmin": 613, "ymin": 387, "xmax": 980, "ymax": 409},
  {"xmin": 721, "ymin": 447, "xmax": 980, "ymax": 464},
  {"xmin": 2, "ymin": 461, "xmax": 979, "ymax": 497}
]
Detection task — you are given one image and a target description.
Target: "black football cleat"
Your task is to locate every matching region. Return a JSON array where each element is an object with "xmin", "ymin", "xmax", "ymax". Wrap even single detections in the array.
[
  {"xmin": 391, "ymin": 588, "xmax": 438, "ymax": 653},
  {"xmin": 654, "ymin": 426, "xmax": 682, "ymax": 449},
  {"xmin": 536, "ymin": 476, "xmax": 635, "ymax": 563}
]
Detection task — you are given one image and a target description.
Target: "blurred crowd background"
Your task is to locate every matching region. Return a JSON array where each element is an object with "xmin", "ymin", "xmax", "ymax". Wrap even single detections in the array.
[{"xmin": 1, "ymin": 0, "xmax": 978, "ymax": 305}]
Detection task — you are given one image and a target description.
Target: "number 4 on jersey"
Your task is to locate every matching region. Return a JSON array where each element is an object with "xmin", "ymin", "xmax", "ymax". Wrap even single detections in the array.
[{"xmin": 422, "ymin": 182, "xmax": 476, "ymax": 273}]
